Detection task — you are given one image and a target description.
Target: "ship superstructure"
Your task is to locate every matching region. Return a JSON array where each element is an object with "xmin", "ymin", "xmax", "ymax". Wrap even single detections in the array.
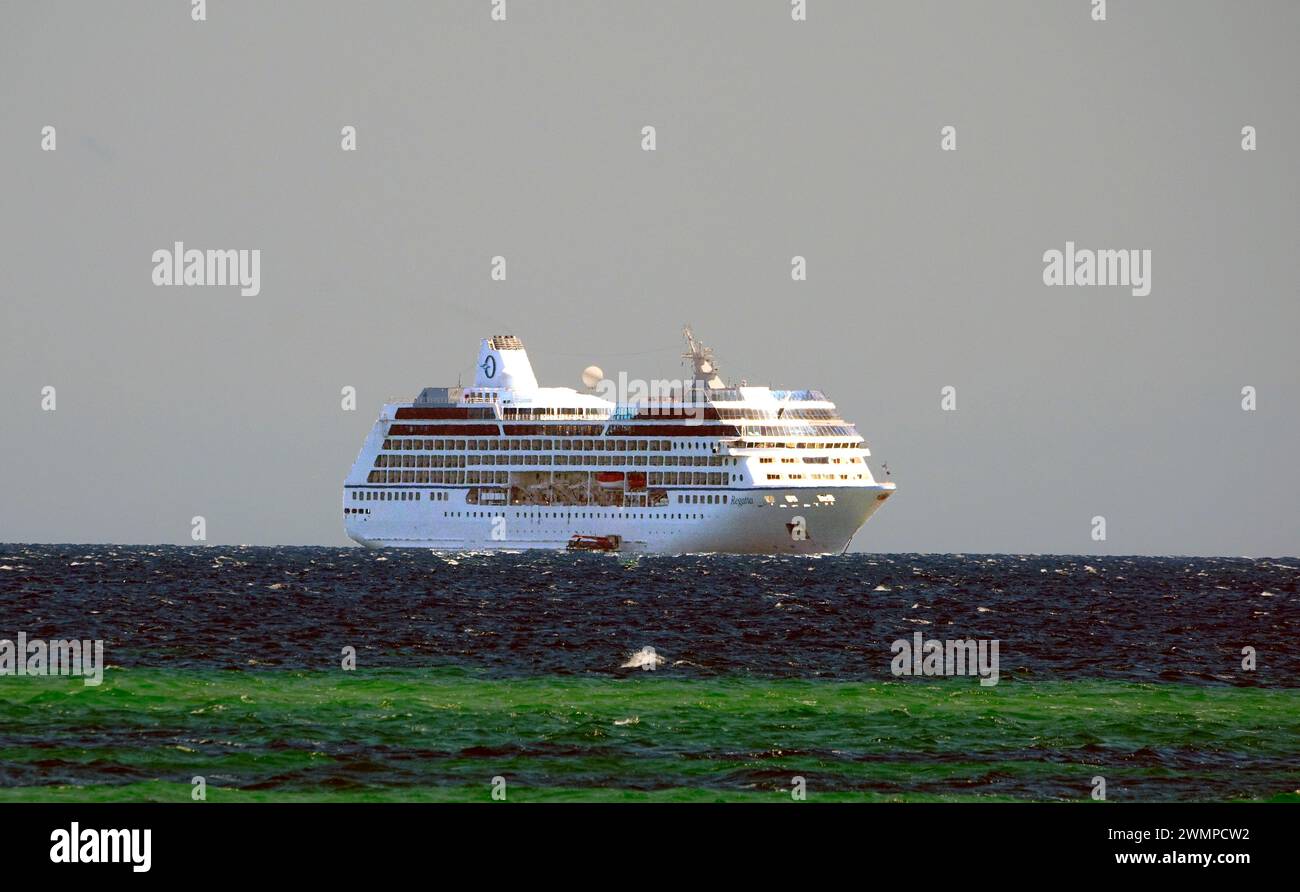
[{"xmin": 343, "ymin": 330, "xmax": 895, "ymax": 553}]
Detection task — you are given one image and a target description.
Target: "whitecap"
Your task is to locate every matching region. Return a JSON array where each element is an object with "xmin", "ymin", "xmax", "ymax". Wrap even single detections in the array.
[{"xmin": 620, "ymin": 646, "xmax": 665, "ymax": 669}]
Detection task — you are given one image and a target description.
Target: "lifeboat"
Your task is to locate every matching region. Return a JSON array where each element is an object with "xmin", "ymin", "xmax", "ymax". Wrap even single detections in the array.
[
  {"xmin": 595, "ymin": 471, "xmax": 625, "ymax": 488},
  {"xmin": 566, "ymin": 534, "xmax": 622, "ymax": 552},
  {"xmin": 626, "ymin": 472, "xmax": 647, "ymax": 490}
]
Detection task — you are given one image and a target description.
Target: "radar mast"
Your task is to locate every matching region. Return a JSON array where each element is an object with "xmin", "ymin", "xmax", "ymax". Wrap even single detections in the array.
[{"xmin": 682, "ymin": 326, "xmax": 726, "ymax": 390}]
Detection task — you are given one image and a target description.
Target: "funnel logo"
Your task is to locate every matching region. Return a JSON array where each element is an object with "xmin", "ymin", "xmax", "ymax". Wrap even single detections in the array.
[{"xmin": 480, "ymin": 355, "xmax": 496, "ymax": 379}]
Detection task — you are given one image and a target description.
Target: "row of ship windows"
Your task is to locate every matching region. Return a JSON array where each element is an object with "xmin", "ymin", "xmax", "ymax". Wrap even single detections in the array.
[
  {"xmin": 346, "ymin": 490, "xmax": 844, "ymax": 509},
  {"xmin": 351, "ymin": 491, "xmax": 728, "ymax": 507},
  {"xmin": 758, "ymin": 456, "xmax": 864, "ymax": 465},
  {"xmin": 349, "ymin": 490, "xmax": 732, "ymax": 505},
  {"xmin": 737, "ymin": 441, "xmax": 860, "ymax": 450},
  {"xmin": 375, "ymin": 453, "xmax": 735, "ymax": 469},
  {"xmin": 446, "ymin": 511, "xmax": 709, "ymax": 521},
  {"xmin": 382, "ymin": 437, "xmax": 859, "ymax": 453},
  {"xmin": 365, "ymin": 470, "xmax": 734, "ymax": 485},
  {"xmin": 350, "ymin": 490, "xmax": 449, "ymax": 502},
  {"xmin": 386, "ymin": 438, "xmax": 668, "ymax": 452},
  {"xmin": 767, "ymin": 473, "xmax": 865, "ymax": 481},
  {"xmin": 739, "ymin": 425, "xmax": 859, "ymax": 437},
  {"xmin": 499, "ymin": 407, "xmax": 605, "ymax": 418},
  {"xmin": 427, "ymin": 407, "xmax": 842, "ymax": 423},
  {"xmin": 714, "ymin": 408, "xmax": 841, "ymax": 421},
  {"xmin": 483, "ymin": 408, "xmax": 844, "ymax": 422}
]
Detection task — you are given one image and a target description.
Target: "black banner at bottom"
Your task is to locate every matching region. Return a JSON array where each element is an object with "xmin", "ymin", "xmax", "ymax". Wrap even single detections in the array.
[{"xmin": 1, "ymin": 802, "xmax": 1285, "ymax": 877}]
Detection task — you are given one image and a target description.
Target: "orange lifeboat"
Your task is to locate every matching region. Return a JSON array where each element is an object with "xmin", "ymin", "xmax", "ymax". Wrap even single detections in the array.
[{"xmin": 595, "ymin": 472, "xmax": 625, "ymax": 488}]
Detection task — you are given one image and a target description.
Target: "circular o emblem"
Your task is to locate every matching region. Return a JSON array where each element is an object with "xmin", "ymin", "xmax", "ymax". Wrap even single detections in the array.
[{"xmin": 481, "ymin": 355, "xmax": 497, "ymax": 378}]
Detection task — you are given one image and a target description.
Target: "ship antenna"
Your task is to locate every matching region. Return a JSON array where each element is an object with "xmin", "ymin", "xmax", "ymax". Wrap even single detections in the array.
[{"xmin": 681, "ymin": 325, "xmax": 724, "ymax": 390}]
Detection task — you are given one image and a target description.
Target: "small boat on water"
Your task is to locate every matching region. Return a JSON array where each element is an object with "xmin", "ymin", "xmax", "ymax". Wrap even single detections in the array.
[{"xmin": 566, "ymin": 534, "xmax": 622, "ymax": 552}]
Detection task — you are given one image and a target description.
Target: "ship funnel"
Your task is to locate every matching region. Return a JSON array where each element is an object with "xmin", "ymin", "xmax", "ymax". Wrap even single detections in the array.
[{"xmin": 475, "ymin": 335, "xmax": 538, "ymax": 393}]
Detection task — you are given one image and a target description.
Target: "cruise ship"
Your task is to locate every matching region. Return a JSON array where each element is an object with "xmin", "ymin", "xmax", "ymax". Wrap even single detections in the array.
[{"xmin": 343, "ymin": 330, "xmax": 896, "ymax": 554}]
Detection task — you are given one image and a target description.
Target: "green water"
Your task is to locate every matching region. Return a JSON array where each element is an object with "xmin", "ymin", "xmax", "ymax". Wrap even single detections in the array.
[{"xmin": 1, "ymin": 669, "xmax": 1296, "ymax": 802}]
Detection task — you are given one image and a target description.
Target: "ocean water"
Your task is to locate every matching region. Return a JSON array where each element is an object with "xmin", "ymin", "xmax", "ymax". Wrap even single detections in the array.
[{"xmin": 1, "ymin": 546, "xmax": 1297, "ymax": 801}]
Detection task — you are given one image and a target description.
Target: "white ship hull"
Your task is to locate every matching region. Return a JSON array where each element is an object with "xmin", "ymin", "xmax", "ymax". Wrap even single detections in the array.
[{"xmin": 345, "ymin": 484, "xmax": 892, "ymax": 555}]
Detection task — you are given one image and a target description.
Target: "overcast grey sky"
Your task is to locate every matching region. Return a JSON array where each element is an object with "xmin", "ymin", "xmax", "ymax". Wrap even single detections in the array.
[{"xmin": 1, "ymin": 1, "xmax": 1296, "ymax": 555}]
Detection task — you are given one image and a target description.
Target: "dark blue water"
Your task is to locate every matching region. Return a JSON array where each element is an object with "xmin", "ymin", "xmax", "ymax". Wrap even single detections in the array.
[{"xmin": 1, "ymin": 545, "xmax": 1295, "ymax": 684}]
